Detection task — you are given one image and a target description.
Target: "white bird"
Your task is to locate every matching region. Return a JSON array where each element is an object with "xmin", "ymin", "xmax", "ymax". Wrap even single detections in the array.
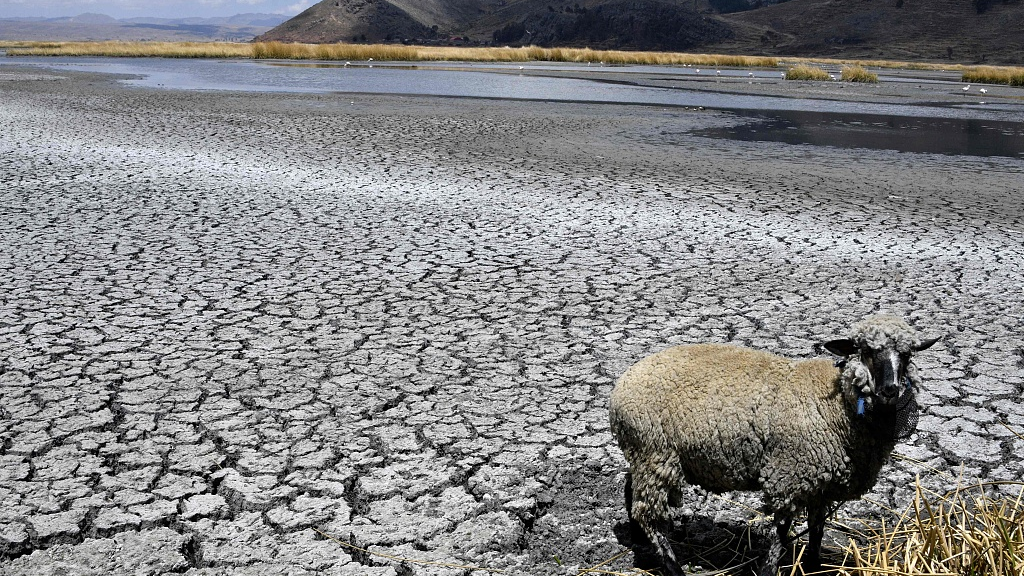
[
  {"xmin": 368, "ymin": 58, "xmax": 374, "ymax": 61},
  {"xmin": 748, "ymin": 72, "xmax": 754, "ymax": 77},
  {"xmin": 716, "ymin": 69, "xmax": 721, "ymax": 75},
  {"xmin": 695, "ymin": 69, "xmax": 700, "ymax": 74},
  {"xmin": 963, "ymin": 84, "xmax": 971, "ymax": 92},
  {"xmin": 979, "ymin": 87, "xmax": 988, "ymax": 94}
]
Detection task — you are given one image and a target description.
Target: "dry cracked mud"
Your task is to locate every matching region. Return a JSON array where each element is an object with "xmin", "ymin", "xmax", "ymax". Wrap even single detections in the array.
[{"xmin": 1, "ymin": 66, "xmax": 1023, "ymax": 575}]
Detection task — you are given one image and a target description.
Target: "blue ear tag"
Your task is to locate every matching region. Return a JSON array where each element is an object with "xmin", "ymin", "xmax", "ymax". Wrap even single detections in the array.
[{"xmin": 856, "ymin": 396, "xmax": 866, "ymax": 416}]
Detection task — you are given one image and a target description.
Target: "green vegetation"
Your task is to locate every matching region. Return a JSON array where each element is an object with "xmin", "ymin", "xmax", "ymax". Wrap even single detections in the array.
[
  {"xmin": 840, "ymin": 64, "xmax": 878, "ymax": 83},
  {"xmin": 785, "ymin": 64, "xmax": 831, "ymax": 81},
  {"xmin": 962, "ymin": 65, "xmax": 1024, "ymax": 86}
]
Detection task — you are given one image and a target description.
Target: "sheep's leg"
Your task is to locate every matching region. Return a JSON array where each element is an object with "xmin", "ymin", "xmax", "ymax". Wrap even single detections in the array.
[
  {"xmin": 760, "ymin": 514, "xmax": 792, "ymax": 576},
  {"xmin": 626, "ymin": 460, "xmax": 684, "ymax": 576},
  {"xmin": 803, "ymin": 506, "xmax": 827, "ymax": 572}
]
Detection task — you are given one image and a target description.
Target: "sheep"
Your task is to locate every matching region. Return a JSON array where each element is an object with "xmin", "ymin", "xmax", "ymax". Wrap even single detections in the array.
[{"xmin": 609, "ymin": 314, "xmax": 939, "ymax": 576}]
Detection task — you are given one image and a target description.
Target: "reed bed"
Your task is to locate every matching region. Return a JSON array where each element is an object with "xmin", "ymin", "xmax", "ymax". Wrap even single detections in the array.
[
  {"xmin": 961, "ymin": 65, "xmax": 1024, "ymax": 86},
  {"xmin": 4, "ymin": 39, "xmax": 777, "ymax": 66},
  {"xmin": 4, "ymin": 40, "xmax": 252, "ymax": 58},
  {"xmin": 251, "ymin": 41, "xmax": 779, "ymax": 67},
  {"xmin": 840, "ymin": 64, "xmax": 879, "ymax": 83},
  {"xmin": 785, "ymin": 64, "xmax": 832, "ymax": 81}
]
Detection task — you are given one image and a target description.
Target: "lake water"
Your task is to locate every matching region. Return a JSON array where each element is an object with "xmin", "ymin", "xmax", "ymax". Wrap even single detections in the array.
[{"xmin": 5, "ymin": 56, "xmax": 1024, "ymax": 158}]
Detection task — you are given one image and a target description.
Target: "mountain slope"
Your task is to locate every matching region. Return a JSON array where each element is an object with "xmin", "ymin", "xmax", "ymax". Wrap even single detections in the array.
[
  {"xmin": 254, "ymin": 0, "xmax": 436, "ymax": 43},
  {"xmin": 256, "ymin": 0, "xmax": 1024, "ymax": 64},
  {"xmin": 258, "ymin": 0, "xmax": 732, "ymax": 48},
  {"xmin": 715, "ymin": 0, "xmax": 1024, "ymax": 63}
]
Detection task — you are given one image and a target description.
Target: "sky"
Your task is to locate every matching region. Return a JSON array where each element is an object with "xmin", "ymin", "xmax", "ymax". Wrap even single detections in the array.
[{"xmin": 0, "ymin": 0, "xmax": 313, "ymax": 19}]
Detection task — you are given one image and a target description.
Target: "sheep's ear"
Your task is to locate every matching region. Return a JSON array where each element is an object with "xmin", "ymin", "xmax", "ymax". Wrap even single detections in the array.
[
  {"xmin": 823, "ymin": 339, "xmax": 859, "ymax": 357},
  {"xmin": 914, "ymin": 336, "xmax": 940, "ymax": 352}
]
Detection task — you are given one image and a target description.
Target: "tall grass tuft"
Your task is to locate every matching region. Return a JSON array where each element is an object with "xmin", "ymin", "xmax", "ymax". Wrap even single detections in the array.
[
  {"xmin": 962, "ymin": 65, "xmax": 1024, "ymax": 86},
  {"xmin": 841, "ymin": 64, "xmax": 878, "ymax": 83},
  {"xmin": 832, "ymin": 478, "xmax": 1024, "ymax": 576},
  {"xmin": 785, "ymin": 64, "xmax": 831, "ymax": 81}
]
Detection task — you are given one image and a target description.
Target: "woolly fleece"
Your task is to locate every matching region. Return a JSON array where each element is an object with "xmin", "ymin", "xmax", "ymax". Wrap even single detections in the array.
[{"xmin": 608, "ymin": 315, "xmax": 928, "ymax": 563}]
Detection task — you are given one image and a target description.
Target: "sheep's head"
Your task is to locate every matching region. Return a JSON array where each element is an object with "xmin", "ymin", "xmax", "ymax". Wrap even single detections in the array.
[{"xmin": 823, "ymin": 315, "xmax": 939, "ymax": 416}]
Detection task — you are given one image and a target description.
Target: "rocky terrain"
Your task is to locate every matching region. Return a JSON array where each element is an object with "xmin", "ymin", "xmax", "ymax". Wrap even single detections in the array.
[{"xmin": 1, "ymin": 65, "xmax": 1023, "ymax": 575}]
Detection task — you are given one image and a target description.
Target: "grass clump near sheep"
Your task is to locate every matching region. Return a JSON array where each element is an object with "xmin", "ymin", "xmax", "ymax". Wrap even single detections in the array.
[{"xmin": 833, "ymin": 477, "xmax": 1024, "ymax": 576}]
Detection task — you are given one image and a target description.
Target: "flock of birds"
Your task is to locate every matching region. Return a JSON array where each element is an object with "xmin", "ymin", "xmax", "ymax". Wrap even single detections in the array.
[{"xmin": 336, "ymin": 58, "xmax": 995, "ymax": 100}]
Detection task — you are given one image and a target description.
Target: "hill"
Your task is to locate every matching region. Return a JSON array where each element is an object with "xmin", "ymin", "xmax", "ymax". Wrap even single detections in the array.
[
  {"xmin": 257, "ymin": 0, "xmax": 735, "ymax": 48},
  {"xmin": 0, "ymin": 13, "xmax": 289, "ymax": 42},
  {"xmin": 714, "ymin": 0, "xmax": 1024, "ymax": 64},
  {"xmin": 254, "ymin": 0, "xmax": 1024, "ymax": 65}
]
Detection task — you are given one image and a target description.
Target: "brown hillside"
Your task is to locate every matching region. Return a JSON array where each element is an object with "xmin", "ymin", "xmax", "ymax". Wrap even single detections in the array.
[
  {"xmin": 716, "ymin": 0, "xmax": 1024, "ymax": 64},
  {"xmin": 255, "ymin": 0, "xmax": 433, "ymax": 43},
  {"xmin": 257, "ymin": 0, "xmax": 1024, "ymax": 64}
]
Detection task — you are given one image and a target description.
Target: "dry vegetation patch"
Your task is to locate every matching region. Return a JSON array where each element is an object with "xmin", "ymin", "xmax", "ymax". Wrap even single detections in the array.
[
  {"xmin": 4, "ymin": 40, "xmax": 252, "ymax": 58},
  {"xmin": 961, "ymin": 65, "xmax": 1024, "ymax": 86},
  {"xmin": 785, "ymin": 64, "xmax": 831, "ymax": 81},
  {"xmin": 832, "ymin": 479, "xmax": 1024, "ymax": 576},
  {"xmin": 840, "ymin": 65, "xmax": 878, "ymax": 83},
  {"xmin": 250, "ymin": 42, "xmax": 780, "ymax": 67}
]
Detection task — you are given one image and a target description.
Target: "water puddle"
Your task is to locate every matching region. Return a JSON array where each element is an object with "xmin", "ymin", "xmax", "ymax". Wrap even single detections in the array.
[{"xmin": 694, "ymin": 109, "xmax": 1024, "ymax": 158}]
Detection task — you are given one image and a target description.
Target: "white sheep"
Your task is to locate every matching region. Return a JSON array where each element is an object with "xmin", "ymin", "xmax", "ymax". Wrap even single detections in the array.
[{"xmin": 609, "ymin": 315, "xmax": 938, "ymax": 575}]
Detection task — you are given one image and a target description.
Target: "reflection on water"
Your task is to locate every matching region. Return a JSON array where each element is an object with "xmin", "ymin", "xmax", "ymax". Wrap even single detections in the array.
[
  {"xmin": 4, "ymin": 56, "xmax": 1024, "ymax": 159},
  {"xmin": 694, "ymin": 110, "xmax": 1024, "ymax": 158}
]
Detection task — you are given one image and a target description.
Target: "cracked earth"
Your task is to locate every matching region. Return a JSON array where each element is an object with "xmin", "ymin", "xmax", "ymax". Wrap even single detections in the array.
[{"xmin": 1, "ymin": 67, "xmax": 1023, "ymax": 575}]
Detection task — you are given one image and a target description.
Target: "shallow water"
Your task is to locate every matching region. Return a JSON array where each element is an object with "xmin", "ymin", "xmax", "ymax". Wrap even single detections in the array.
[
  {"xmin": 5, "ymin": 56, "xmax": 1024, "ymax": 158},
  {"xmin": 696, "ymin": 109, "xmax": 1024, "ymax": 158}
]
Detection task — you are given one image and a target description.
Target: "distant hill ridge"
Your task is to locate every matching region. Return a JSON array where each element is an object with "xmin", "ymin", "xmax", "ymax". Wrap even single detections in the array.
[
  {"xmin": 257, "ymin": 0, "xmax": 1024, "ymax": 64},
  {"xmin": 0, "ymin": 12, "xmax": 289, "ymax": 42}
]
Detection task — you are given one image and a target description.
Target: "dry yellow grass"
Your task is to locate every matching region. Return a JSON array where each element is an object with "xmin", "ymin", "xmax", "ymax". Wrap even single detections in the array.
[
  {"xmin": 5, "ymin": 39, "xmax": 778, "ymax": 67},
  {"xmin": 961, "ymin": 65, "xmax": 1024, "ymax": 86},
  {"xmin": 785, "ymin": 64, "xmax": 832, "ymax": 81},
  {"xmin": 832, "ymin": 479, "xmax": 1024, "ymax": 576},
  {"xmin": 5, "ymin": 40, "xmax": 251, "ymax": 58},
  {"xmin": 251, "ymin": 41, "xmax": 780, "ymax": 67},
  {"xmin": 841, "ymin": 64, "xmax": 879, "ymax": 83}
]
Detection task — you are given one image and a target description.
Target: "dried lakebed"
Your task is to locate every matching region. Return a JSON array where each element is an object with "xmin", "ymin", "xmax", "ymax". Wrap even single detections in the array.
[{"xmin": 1, "ymin": 66, "xmax": 1023, "ymax": 575}]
